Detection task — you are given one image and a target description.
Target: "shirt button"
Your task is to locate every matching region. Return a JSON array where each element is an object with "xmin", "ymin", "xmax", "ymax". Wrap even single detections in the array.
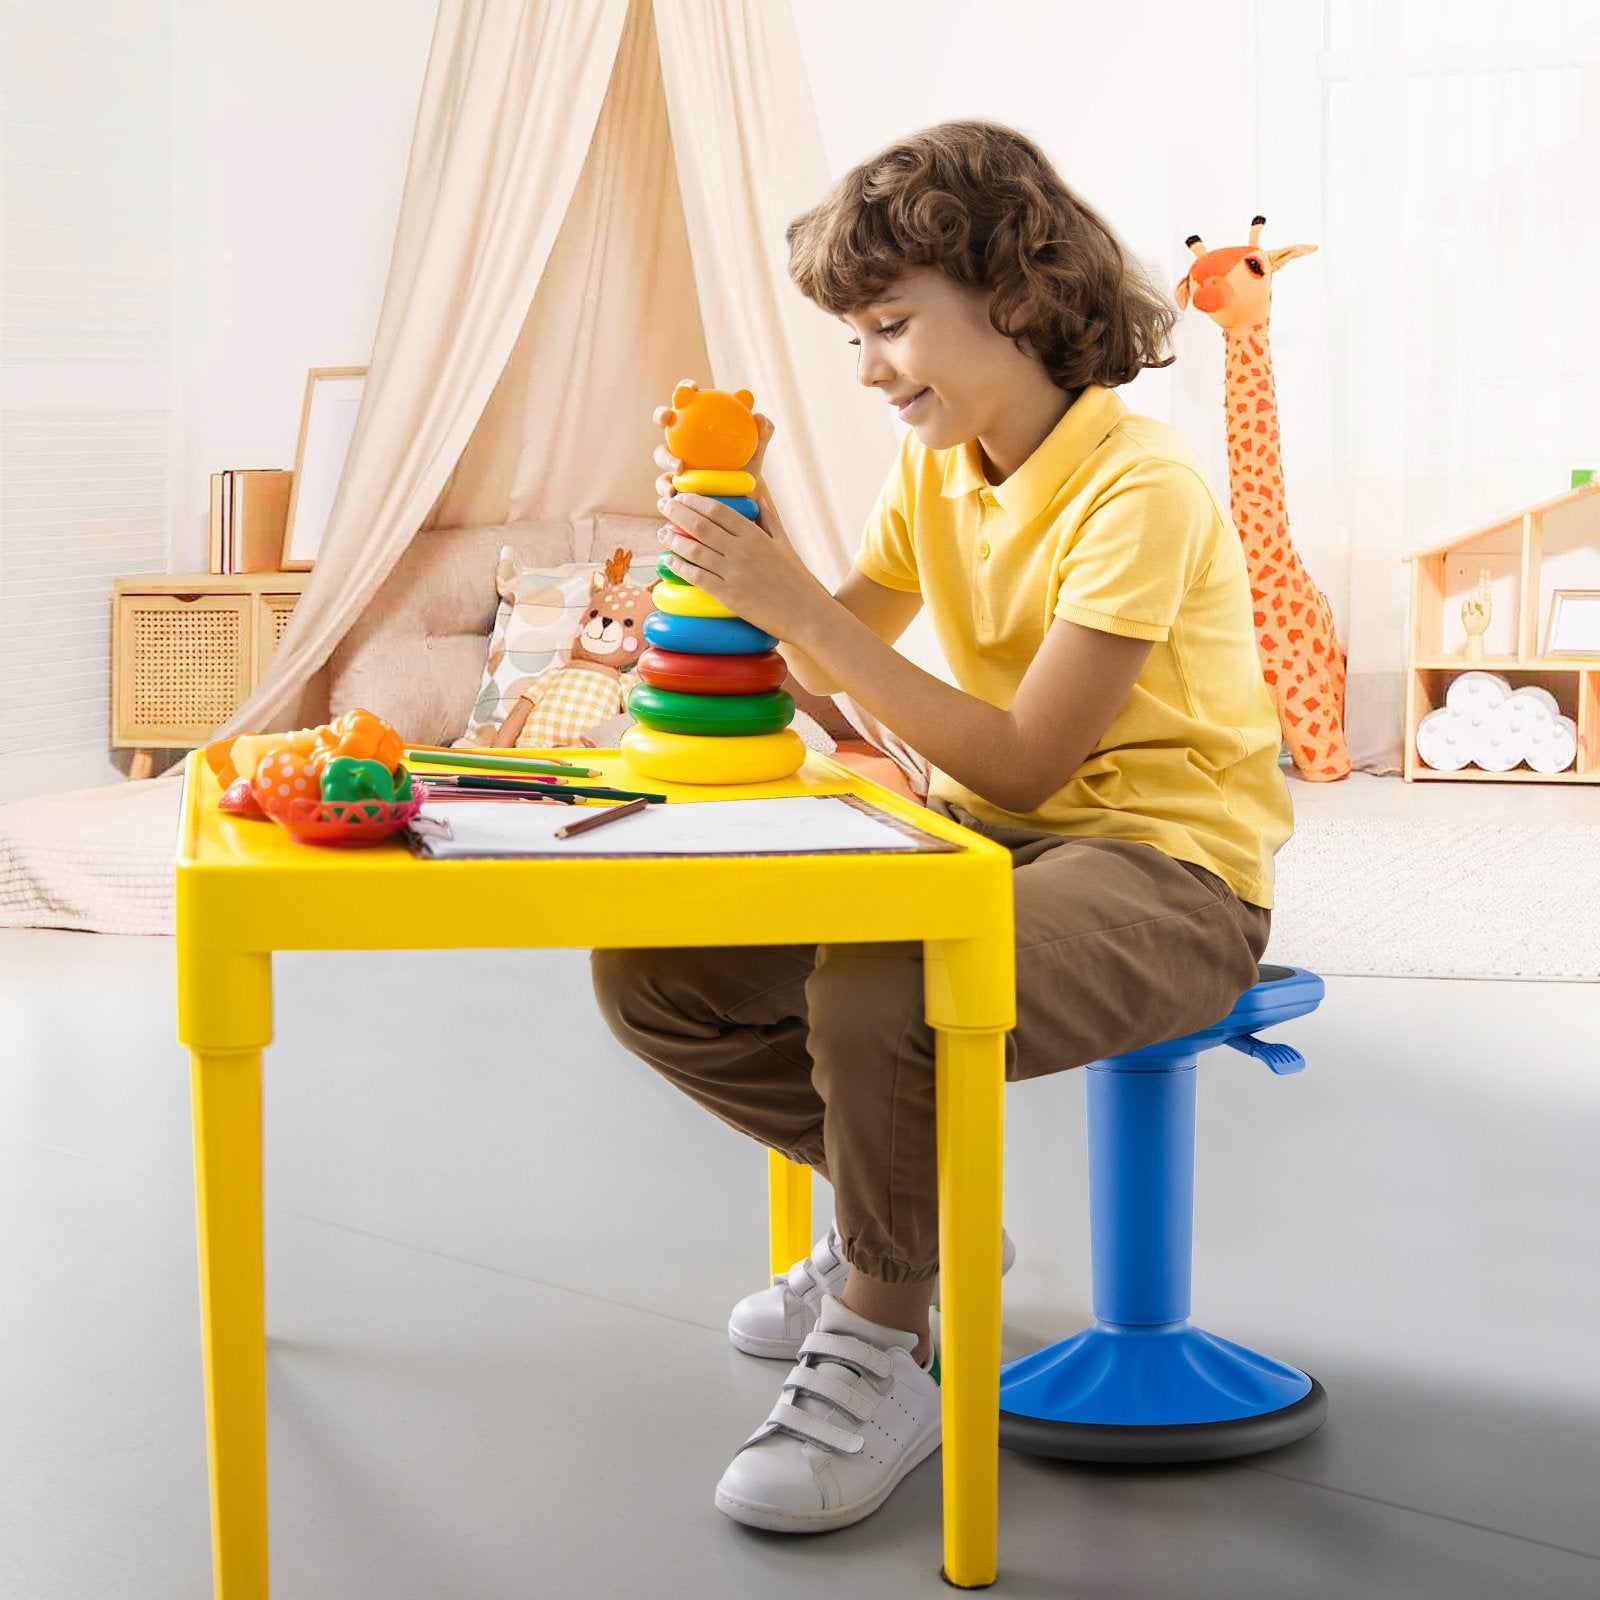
[{"xmin": 978, "ymin": 541, "xmax": 991, "ymax": 559}]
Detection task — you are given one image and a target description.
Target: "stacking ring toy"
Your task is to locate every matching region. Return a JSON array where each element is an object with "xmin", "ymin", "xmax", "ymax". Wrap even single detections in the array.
[
  {"xmin": 643, "ymin": 611, "xmax": 777, "ymax": 655},
  {"xmin": 620, "ymin": 724, "xmax": 807, "ymax": 785},
  {"xmin": 672, "ymin": 468, "xmax": 754, "ymax": 496},
  {"xmin": 637, "ymin": 646, "xmax": 786, "ymax": 696},
  {"xmin": 655, "ymin": 553, "xmax": 690, "ymax": 586},
  {"xmin": 652, "ymin": 579, "xmax": 736, "ymax": 620},
  {"xmin": 629, "ymin": 684, "xmax": 795, "ymax": 738},
  {"xmin": 707, "ymin": 494, "xmax": 761, "ymax": 521}
]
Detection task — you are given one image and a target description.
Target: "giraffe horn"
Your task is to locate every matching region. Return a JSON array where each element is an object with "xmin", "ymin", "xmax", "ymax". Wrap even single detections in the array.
[
  {"xmin": 1248, "ymin": 215, "xmax": 1266, "ymax": 247},
  {"xmin": 1185, "ymin": 234, "xmax": 1205, "ymax": 258}
]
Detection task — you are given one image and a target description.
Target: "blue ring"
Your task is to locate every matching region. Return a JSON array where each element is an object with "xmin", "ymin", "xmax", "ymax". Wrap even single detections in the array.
[
  {"xmin": 643, "ymin": 611, "xmax": 778, "ymax": 655},
  {"xmin": 709, "ymin": 494, "xmax": 760, "ymax": 520}
]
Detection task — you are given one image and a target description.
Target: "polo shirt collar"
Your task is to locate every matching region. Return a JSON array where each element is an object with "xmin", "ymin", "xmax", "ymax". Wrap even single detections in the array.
[{"xmin": 940, "ymin": 384, "xmax": 1126, "ymax": 517}]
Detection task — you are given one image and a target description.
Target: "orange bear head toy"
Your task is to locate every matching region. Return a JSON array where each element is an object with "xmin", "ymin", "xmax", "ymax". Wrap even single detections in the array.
[{"xmin": 659, "ymin": 381, "xmax": 758, "ymax": 471}]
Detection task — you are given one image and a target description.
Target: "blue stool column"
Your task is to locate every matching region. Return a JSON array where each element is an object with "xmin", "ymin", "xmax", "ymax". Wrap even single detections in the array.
[{"xmin": 998, "ymin": 965, "xmax": 1329, "ymax": 1463}]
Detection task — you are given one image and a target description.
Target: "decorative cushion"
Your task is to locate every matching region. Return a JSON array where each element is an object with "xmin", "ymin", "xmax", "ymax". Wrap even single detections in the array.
[{"xmin": 457, "ymin": 545, "xmax": 662, "ymax": 746}]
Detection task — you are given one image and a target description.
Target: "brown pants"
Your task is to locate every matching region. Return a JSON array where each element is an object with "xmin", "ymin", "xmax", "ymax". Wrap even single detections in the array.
[{"xmin": 589, "ymin": 799, "xmax": 1271, "ymax": 1286}]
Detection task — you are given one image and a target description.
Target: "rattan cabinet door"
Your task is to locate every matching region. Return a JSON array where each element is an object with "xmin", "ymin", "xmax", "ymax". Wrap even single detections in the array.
[
  {"xmin": 253, "ymin": 593, "xmax": 300, "ymax": 681},
  {"xmin": 114, "ymin": 593, "xmax": 253, "ymax": 746}
]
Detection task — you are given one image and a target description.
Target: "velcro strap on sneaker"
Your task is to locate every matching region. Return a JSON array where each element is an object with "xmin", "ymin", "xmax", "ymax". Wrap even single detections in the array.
[
  {"xmin": 797, "ymin": 1331, "xmax": 896, "ymax": 1378},
  {"xmin": 760, "ymin": 1399, "xmax": 864, "ymax": 1454},
  {"xmin": 785, "ymin": 1366, "xmax": 881, "ymax": 1423}
]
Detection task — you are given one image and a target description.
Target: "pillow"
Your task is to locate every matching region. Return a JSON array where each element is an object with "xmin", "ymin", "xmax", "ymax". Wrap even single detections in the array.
[{"xmin": 457, "ymin": 545, "xmax": 661, "ymax": 745}]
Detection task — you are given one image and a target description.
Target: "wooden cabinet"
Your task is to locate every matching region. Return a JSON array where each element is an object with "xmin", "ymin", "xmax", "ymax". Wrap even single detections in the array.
[{"xmin": 112, "ymin": 573, "xmax": 309, "ymax": 778}]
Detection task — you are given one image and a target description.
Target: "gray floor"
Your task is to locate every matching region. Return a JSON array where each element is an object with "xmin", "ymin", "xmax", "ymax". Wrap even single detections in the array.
[{"xmin": 2, "ymin": 772, "xmax": 1598, "ymax": 1598}]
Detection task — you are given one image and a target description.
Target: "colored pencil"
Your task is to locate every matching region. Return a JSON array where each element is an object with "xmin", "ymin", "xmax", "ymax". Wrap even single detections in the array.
[
  {"xmin": 417, "ymin": 768, "xmax": 561, "ymax": 787},
  {"xmin": 404, "ymin": 742, "xmax": 584, "ymax": 767},
  {"xmin": 554, "ymin": 796, "xmax": 650, "ymax": 840},
  {"xmin": 405, "ymin": 749, "xmax": 600, "ymax": 778},
  {"xmin": 419, "ymin": 773, "xmax": 665, "ymax": 804},
  {"xmin": 416, "ymin": 783, "xmax": 575, "ymax": 806}
]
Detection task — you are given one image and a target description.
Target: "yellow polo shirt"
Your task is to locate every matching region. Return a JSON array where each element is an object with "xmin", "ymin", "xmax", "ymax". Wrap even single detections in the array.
[{"xmin": 853, "ymin": 384, "xmax": 1293, "ymax": 908}]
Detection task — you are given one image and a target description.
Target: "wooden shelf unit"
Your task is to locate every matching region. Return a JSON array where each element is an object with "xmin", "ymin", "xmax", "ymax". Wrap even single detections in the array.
[
  {"xmin": 1403, "ymin": 482, "xmax": 1600, "ymax": 783},
  {"xmin": 112, "ymin": 572, "xmax": 309, "ymax": 778}
]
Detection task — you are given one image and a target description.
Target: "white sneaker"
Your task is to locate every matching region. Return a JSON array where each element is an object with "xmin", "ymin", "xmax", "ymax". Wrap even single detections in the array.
[
  {"xmin": 714, "ymin": 1293, "xmax": 943, "ymax": 1533},
  {"xmin": 728, "ymin": 1221, "xmax": 1017, "ymax": 1361}
]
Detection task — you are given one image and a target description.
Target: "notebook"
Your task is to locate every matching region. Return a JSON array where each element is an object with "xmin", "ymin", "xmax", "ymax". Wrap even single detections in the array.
[{"xmin": 404, "ymin": 793, "xmax": 962, "ymax": 860}]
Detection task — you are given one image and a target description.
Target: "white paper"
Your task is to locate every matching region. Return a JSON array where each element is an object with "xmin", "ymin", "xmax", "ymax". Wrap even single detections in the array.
[{"xmin": 410, "ymin": 795, "xmax": 937, "ymax": 858}]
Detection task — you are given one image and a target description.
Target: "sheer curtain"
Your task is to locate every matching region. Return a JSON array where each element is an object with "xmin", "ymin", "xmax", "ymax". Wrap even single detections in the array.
[
  {"xmin": 1306, "ymin": 0, "xmax": 1600, "ymax": 772},
  {"xmin": 213, "ymin": 0, "xmax": 928, "ymax": 785}
]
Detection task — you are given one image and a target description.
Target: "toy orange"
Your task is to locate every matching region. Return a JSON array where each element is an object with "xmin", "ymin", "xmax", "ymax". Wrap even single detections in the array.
[
  {"xmin": 250, "ymin": 743, "xmax": 322, "ymax": 821},
  {"xmin": 660, "ymin": 381, "xmax": 758, "ymax": 471}
]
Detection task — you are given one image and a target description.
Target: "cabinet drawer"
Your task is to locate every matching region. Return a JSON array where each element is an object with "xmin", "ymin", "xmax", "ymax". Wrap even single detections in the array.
[{"xmin": 114, "ymin": 593, "xmax": 254, "ymax": 746}]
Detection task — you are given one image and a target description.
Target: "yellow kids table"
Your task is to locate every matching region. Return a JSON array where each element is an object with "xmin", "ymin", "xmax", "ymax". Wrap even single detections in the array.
[{"xmin": 175, "ymin": 748, "xmax": 1015, "ymax": 1595}]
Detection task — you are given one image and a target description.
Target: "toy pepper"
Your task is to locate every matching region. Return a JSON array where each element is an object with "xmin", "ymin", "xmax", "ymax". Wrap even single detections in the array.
[{"xmin": 318, "ymin": 755, "xmax": 412, "ymax": 818}]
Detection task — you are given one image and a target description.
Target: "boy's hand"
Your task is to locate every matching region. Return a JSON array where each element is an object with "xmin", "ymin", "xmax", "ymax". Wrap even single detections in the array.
[{"xmin": 651, "ymin": 410, "xmax": 830, "ymax": 645}]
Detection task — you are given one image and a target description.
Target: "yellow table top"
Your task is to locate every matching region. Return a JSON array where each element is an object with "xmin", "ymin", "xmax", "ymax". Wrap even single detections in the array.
[{"xmin": 176, "ymin": 750, "xmax": 1014, "ymax": 957}]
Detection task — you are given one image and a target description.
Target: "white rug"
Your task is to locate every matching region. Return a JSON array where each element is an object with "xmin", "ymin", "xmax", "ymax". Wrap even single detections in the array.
[{"xmin": 1269, "ymin": 816, "xmax": 1600, "ymax": 982}]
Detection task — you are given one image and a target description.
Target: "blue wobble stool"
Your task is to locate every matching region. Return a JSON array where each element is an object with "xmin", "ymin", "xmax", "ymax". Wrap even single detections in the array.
[{"xmin": 999, "ymin": 963, "xmax": 1328, "ymax": 1463}]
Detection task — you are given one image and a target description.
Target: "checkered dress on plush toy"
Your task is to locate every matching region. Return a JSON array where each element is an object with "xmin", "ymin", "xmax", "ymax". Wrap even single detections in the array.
[{"xmin": 510, "ymin": 663, "xmax": 631, "ymax": 749}]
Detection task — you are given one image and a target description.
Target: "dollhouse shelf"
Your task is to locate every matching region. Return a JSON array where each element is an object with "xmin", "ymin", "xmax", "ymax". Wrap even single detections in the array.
[{"xmin": 1402, "ymin": 481, "xmax": 1600, "ymax": 783}]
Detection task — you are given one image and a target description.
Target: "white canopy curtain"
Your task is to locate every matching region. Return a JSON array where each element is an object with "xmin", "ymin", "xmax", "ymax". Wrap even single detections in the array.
[
  {"xmin": 220, "ymin": 0, "xmax": 928, "ymax": 789},
  {"xmin": 1313, "ymin": 0, "xmax": 1600, "ymax": 773}
]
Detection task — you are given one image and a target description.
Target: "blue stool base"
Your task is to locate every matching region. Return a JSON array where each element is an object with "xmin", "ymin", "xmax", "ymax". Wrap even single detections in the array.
[{"xmin": 999, "ymin": 1320, "xmax": 1327, "ymax": 1464}]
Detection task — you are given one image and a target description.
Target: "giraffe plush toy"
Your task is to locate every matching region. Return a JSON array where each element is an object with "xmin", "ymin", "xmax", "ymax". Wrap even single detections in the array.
[{"xmin": 1177, "ymin": 216, "xmax": 1350, "ymax": 782}]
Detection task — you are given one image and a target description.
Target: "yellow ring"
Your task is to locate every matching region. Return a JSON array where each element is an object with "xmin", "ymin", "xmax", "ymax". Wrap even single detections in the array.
[
  {"xmin": 652, "ymin": 579, "xmax": 738, "ymax": 620},
  {"xmin": 620, "ymin": 725, "xmax": 807, "ymax": 785},
  {"xmin": 672, "ymin": 468, "xmax": 755, "ymax": 496}
]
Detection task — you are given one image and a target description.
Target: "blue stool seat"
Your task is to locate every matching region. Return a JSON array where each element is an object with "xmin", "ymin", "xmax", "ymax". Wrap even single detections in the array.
[{"xmin": 998, "ymin": 963, "xmax": 1329, "ymax": 1464}]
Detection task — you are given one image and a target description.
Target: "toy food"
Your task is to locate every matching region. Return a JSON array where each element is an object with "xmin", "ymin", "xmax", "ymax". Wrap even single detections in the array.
[
  {"xmin": 313, "ymin": 707, "xmax": 405, "ymax": 772},
  {"xmin": 204, "ymin": 707, "xmax": 405, "ymax": 789},
  {"xmin": 215, "ymin": 709, "xmax": 423, "ymax": 845},
  {"xmin": 251, "ymin": 744, "xmax": 323, "ymax": 821},
  {"xmin": 217, "ymin": 778, "xmax": 266, "ymax": 818},
  {"xmin": 319, "ymin": 756, "xmax": 395, "ymax": 812}
]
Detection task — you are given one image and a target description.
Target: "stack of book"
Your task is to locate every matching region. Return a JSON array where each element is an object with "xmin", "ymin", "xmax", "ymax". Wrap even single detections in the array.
[{"xmin": 208, "ymin": 469, "xmax": 293, "ymax": 574}]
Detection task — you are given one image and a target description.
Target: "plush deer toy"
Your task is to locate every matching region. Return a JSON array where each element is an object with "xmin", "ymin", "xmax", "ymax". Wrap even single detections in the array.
[{"xmin": 493, "ymin": 547, "xmax": 654, "ymax": 748}]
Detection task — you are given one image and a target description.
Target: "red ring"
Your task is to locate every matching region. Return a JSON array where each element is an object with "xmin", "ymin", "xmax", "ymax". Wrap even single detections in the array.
[{"xmin": 636, "ymin": 646, "xmax": 787, "ymax": 695}]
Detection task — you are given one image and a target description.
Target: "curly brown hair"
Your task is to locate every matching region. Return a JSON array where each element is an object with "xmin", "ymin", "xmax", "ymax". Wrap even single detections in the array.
[{"xmin": 786, "ymin": 120, "xmax": 1175, "ymax": 393}]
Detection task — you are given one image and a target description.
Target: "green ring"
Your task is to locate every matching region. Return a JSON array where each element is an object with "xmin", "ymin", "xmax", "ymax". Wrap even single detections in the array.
[
  {"xmin": 627, "ymin": 683, "xmax": 795, "ymax": 738},
  {"xmin": 656, "ymin": 554, "xmax": 690, "ymax": 586}
]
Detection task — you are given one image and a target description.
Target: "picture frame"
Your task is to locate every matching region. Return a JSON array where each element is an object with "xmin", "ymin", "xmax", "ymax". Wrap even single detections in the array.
[
  {"xmin": 1542, "ymin": 588, "xmax": 1600, "ymax": 658},
  {"xmin": 281, "ymin": 367, "xmax": 367, "ymax": 571}
]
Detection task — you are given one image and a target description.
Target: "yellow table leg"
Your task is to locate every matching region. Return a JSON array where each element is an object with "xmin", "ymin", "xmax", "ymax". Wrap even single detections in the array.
[
  {"xmin": 767, "ymin": 1149, "xmax": 814, "ymax": 1280},
  {"xmin": 178, "ymin": 946, "xmax": 273, "ymax": 1600},
  {"xmin": 935, "ymin": 1027, "xmax": 1006, "ymax": 1589},
  {"xmin": 925, "ymin": 927, "xmax": 1013, "ymax": 1590}
]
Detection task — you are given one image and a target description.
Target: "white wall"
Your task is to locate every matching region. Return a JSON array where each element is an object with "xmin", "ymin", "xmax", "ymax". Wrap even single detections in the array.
[{"xmin": 172, "ymin": 0, "xmax": 439, "ymax": 575}]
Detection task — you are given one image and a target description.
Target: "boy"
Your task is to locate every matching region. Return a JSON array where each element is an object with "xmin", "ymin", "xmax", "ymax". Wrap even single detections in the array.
[{"xmin": 591, "ymin": 119, "xmax": 1292, "ymax": 1533}]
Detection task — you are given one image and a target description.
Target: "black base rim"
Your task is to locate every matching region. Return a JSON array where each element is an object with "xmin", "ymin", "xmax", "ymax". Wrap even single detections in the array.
[
  {"xmin": 999, "ymin": 1377, "xmax": 1328, "ymax": 1464},
  {"xmin": 939, "ymin": 1568, "xmax": 997, "ymax": 1590}
]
